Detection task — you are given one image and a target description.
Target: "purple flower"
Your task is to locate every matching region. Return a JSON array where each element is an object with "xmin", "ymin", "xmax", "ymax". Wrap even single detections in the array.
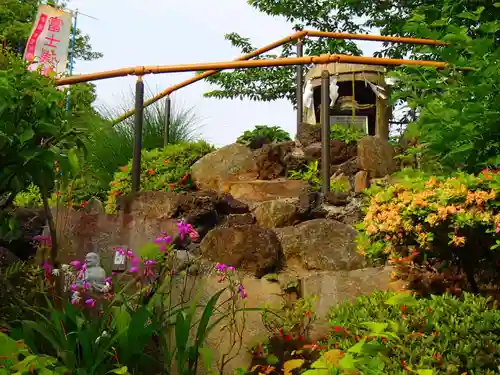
[
  {"xmin": 71, "ymin": 284, "xmax": 78, "ymax": 292},
  {"xmin": 227, "ymin": 266, "xmax": 235, "ymax": 272},
  {"xmin": 215, "ymin": 263, "xmax": 226, "ymax": 272},
  {"xmin": 85, "ymin": 298, "xmax": 96, "ymax": 308},
  {"xmin": 83, "ymin": 282, "xmax": 89, "ymax": 290},
  {"xmin": 129, "ymin": 266, "xmax": 139, "ymax": 273},
  {"xmin": 131, "ymin": 257, "xmax": 141, "ymax": 265},
  {"xmin": 70, "ymin": 260, "xmax": 82, "ymax": 270},
  {"xmin": 126, "ymin": 250, "xmax": 134, "ymax": 257},
  {"xmin": 105, "ymin": 277, "xmax": 113, "ymax": 284},
  {"xmin": 144, "ymin": 259, "xmax": 156, "ymax": 266}
]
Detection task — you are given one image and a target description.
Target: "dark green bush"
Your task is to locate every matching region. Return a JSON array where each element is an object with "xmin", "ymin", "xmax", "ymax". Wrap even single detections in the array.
[
  {"xmin": 237, "ymin": 125, "xmax": 291, "ymax": 146},
  {"xmin": 105, "ymin": 141, "xmax": 214, "ymax": 213},
  {"xmin": 326, "ymin": 291, "xmax": 500, "ymax": 374}
]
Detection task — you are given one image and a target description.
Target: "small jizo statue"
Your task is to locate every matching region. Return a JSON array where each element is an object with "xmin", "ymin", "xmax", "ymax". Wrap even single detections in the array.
[{"xmin": 78, "ymin": 252, "xmax": 108, "ymax": 293}]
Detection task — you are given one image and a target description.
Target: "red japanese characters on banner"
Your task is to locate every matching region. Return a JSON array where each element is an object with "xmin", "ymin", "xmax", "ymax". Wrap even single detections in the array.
[{"xmin": 23, "ymin": 5, "xmax": 72, "ymax": 77}]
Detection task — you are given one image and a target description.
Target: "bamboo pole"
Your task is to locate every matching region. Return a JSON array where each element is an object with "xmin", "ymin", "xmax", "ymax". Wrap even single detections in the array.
[
  {"xmin": 110, "ymin": 30, "xmax": 308, "ymax": 125},
  {"xmin": 306, "ymin": 30, "xmax": 448, "ymax": 46},
  {"xmin": 110, "ymin": 31, "xmax": 447, "ymax": 125},
  {"xmin": 55, "ymin": 54, "xmax": 448, "ymax": 86}
]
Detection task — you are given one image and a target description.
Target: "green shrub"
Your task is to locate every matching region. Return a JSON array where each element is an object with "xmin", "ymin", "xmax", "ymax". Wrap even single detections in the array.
[
  {"xmin": 13, "ymin": 184, "xmax": 43, "ymax": 208},
  {"xmin": 324, "ymin": 291, "xmax": 500, "ymax": 374},
  {"xmin": 105, "ymin": 141, "xmax": 214, "ymax": 213},
  {"xmin": 237, "ymin": 125, "xmax": 291, "ymax": 146},
  {"xmin": 356, "ymin": 168, "xmax": 500, "ymax": 294},
  {"xmin": 330, "ymin": 124, "xmax": 365, "ymax": 144},
  {"xmin": 288, "ymin": 161, "xmax": 349, "ymax": 193}
]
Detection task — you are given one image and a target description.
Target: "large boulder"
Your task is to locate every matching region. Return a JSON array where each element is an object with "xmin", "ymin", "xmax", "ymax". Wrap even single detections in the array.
[
  {"xmin": 129, "ymin": 191, "xmax": 250, "ymax": 239},
  {"xmin": 222, "ymin": 180, "xmax": 308, "ymax": 205},
  {"xmin": 357, "ymin": 136, "xmax": 397, "ymax": 178},
  {"xmin": 252, "ymin": 199, "xmax": 299, "ymax": 228},
  {"xmin": 191, "ymin": 143, "xmax": 259, "ymax": 192},
  {"xmin": 331, "ymin": 157, "xmax": 360, "ymax": 177},
  {"xmin": 254, "ymin": 141, "xmax": 295, "ymax": 180},
  {"xmin": 274, "ymin": 219, "xmax": 365, "ymax": 271},
  {"xmin": 296, "ymin": 122, "xmax": 321, "ymax": 147},
  {"xmin": 304, "ymin": 140, "xmax": 356, "ymax": 166},
  {"xmin": 200, "ymin": 225, "xmax": 283, "ymax": 277},
  {"xmin": 323, "ymin": 197, "xmax": 365, "ymax": 226}
]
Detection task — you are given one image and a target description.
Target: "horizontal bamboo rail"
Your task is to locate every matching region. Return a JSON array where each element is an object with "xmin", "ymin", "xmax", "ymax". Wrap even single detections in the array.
[
  {"xmin": 305, "ymin": 31, "xmax": 448, "ymax": 46},
  {"xmin": 56, "ymin": 53, "xmax": 448, "ymax": 86},
  {"xmin": 110, "ymin": 30, "xmax": 308, "ymax": 124},
  {"xmin": 109, "ymin": 30, "xmax": 448, "ymax": 124}
]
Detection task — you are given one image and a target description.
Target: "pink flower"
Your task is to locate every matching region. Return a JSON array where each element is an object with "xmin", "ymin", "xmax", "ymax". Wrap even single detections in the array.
[
  {"xmin": 129, "ymin": 266, "xmax": 139, "ymax": 273},
  {"xmin": 227, "ymin": 266, "xmax": 235, "ymax": 272},
  {"xmin": 126, "ymin": 250, "xmax": 134, "ymax": 258},
  {"xmin": 83, "ymin": 282, "xmax": 89, "ymax": 290},
  {"xmin": 216, "ymin": 263, "xmax": 226, "ymax": 272},
  {"xmin": 496, "ymin": 223, "xmax": 500, "ymax": 233},
  {"xmin": 131, "ymin": 257, "xmax": 141, "ymax": 265},
  {"xmin": 178, "ymin": 220, "xmax": 198, "ymax": 241},
  {"xmin": 85, "ymin": 298, "xmax": 96, "ymax": 308},
  {"xmin": 70, "ymin": 260, "xmax": 82, "ymax": 270},
  {"xmin": 105, "ymin": 277, "xmax": 113, "ymax": 284},
  {"xmin": 71, "ymin": 284, "xmax": 78, "ymax": 292}
]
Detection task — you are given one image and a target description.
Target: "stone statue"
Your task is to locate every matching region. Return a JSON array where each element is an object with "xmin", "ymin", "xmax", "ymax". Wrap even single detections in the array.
[{"xmin": 77, "ymin": 252, "xmax": 108, "ymax": 293}]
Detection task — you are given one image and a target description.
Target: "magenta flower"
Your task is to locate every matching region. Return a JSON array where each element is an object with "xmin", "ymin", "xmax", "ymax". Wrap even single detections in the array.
[
  {"xmin": 177, "ymin": 221, "xmax": 191, "ymax": 240},
  {"xmin": 85, "ymin": 298, "xmax": 96, "ymax": 308},
  {"xmin": 216, "ymin": 263, "xmax": 226, "ymax": 272},
  {"xmin": 83, "ymin": 282, "xmax": 89, "ymax": 290},
  {"xmin": 33, "ymin": 235, "xmax": 52, "ymax": 247},
  {"xmin": 41, "ymin": 262, "xmax": 52, "ymax": 272},
  {"xmin": 227, "ymin": 266, "xmax": 235, "ymax": 272},
  {"xmin": 496, "ymin": 223, "xmax": 500, "ymax": 233},
  {"xmin": 71, "ymin": 284, "xmax": 78, "ymax": 292},
  {"xmin": 129, "ymin": 266, "xmax": 139, "ymax": 273},
  {"xmin": 105, "ymin": 277, "xmax": 113, "ymax": 284},
  {"xmin": 70, "ymin": 260, "xmax": 82, "ymax": 270},
  {"xmin": 131, "ymin": 257, "xmax": 141, "ymax": 265},
  {"xmin": 126, "ymin": 250, "xmax": 134, "ymax": 257}
]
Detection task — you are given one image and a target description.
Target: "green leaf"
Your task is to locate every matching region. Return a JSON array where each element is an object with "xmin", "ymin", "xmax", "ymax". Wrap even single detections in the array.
[
  {"xmin": 385, "ymin": 293, "xmax": 417, "ymax": 307},
  {"xmin": 361, "ymin": 322, "xmax": 388, "ymax": 334},
  {"xmin": 266, "ymin": 354, "xmax": 279, "ymax": 365},
  {"xmin": 198, "ymin": 347, "xmax": 213, "ymax": 372},
  {"xmin": 67, "ymin": 148, "xmax": 80, "ymax": 173},
  {"xmin": 108, "ymin": 366, "xmax": 130, "ymax": 374},
  {"xmin": 18, "ymin": 129, "xmax": 34, "ymax": 145}
]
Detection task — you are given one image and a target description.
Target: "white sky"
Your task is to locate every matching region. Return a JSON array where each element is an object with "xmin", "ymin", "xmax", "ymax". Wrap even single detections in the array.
[{"xmin": 66, "ymin": 0, "xmax": 378, "ymax": 147}]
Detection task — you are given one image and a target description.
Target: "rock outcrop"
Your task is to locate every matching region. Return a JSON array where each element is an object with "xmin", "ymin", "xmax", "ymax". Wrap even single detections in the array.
[
  {"xmin": 357, "ymin": 136, "xmax": 396, "ymax": 178},
  {"xmin": 191, "ymin": 143, "xmax": 259, "ymax": 192},
  {"xmin": 200, "ymin": 225, "xmax": 283, "ymax": 277},
  {"xmin": 274, "ymin": 219, "xmax": 366, "ymax": 271}
]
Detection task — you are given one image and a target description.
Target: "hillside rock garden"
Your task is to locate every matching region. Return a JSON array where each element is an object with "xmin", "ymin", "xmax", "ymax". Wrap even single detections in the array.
[{"xmin": 3, "ymin": 1, "xmax": 500, "ymax": 373}]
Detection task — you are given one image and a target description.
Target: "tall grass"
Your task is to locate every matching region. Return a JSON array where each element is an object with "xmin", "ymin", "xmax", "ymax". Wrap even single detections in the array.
[{"xmin": 78, "ymin": 87, "xmax": 203, "ymax": 199}]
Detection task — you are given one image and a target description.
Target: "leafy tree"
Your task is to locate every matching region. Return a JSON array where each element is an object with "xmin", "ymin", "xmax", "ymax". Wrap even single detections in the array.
[
  {"xmin": 204, "ymin": 0, "xmax": 500, "ymax": 105},
  {"xmin": 0, "ymin": 52, "xmax": 86, "ymax": 260},
  {"xmin": 390, "ymin": 3, "xmax": 500, "ymax": 172}
]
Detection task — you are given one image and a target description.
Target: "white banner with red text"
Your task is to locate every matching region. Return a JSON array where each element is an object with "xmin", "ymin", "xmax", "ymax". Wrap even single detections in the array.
[{"xmin": 23, "ymin": 4, "xmax": 72, "ymax": 77}]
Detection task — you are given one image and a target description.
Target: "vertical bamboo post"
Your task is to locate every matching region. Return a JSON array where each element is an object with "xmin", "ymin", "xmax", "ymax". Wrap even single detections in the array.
[
  {"xmin": 163, "ymin": 95, "xmax": 171, "ymax": 147},
  {"xmin": 295, "ymin": 39, "xmax": 304, "ymax": 133},
  {"xmin": 321, "ymin": 69, "xmax": 331, "ymax": 195},
  {"xmin": 132, "ymin": 76, "xmax": 145, "ymax": 193}
]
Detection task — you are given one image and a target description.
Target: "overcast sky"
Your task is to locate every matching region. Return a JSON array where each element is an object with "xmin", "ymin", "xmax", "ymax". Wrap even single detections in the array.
[{"xmin": 66, "ymin": 0, "xmax": 378, "ymax": 146}]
